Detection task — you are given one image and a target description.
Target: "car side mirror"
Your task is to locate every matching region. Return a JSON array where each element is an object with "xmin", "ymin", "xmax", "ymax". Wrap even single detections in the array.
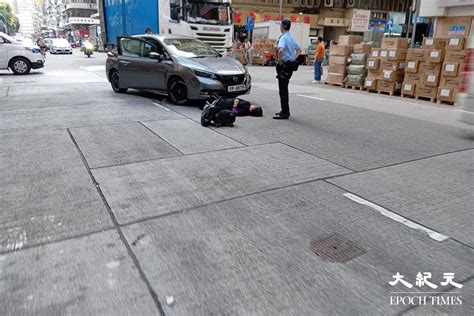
[{"xmin": 150, "ymin": 52, "xmax": 164, "ymax": 61}]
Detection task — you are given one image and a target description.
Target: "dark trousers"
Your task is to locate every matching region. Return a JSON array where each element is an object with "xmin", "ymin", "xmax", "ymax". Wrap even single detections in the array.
[
  {"xmin": 278, "ymin": 77, "xmax": 290, "ymax": 115},
  {"xmin": 276, "ymin": 62, "xmax": 293, "ymax": 116}
]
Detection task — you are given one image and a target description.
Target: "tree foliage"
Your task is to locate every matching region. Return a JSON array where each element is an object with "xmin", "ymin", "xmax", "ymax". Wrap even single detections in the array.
[{"xmin": 0, "ymin": 3, "xmax": 20, "ymax": 34}]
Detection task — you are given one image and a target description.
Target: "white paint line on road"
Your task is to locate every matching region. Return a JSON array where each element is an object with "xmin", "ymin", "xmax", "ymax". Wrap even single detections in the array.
[
  {"xmin": 297, "ymin": 94, "xmax": 326, "ymax": 101},
  {"xmin": 80, "ymin": 65, "xmax": 106, "ymax": 72},
  {"xmin": 342, "ymin": 193, "xmax": 449, "ymax": 242},
  {"xmin": 152, "ymin": 100, "xmax": 170, "ymax": 111}
]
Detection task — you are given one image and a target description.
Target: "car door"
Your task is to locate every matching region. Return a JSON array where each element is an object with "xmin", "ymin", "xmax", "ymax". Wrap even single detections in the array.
[
  {"xmin": 117, "ymin": 37, "xmax": 147, "ymax": 88},
  {"xmin": 140, "ymin": 37, "xmax": 174, "ymax": 92},
  {"xmin": 0, "ymin": 36, "xmax": 8, "ymax": 69}
]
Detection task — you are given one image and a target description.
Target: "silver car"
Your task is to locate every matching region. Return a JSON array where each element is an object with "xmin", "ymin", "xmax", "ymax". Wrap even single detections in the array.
[{"xmin": 106, "ymin": 35, "xmax": 251, "ymax": 104}]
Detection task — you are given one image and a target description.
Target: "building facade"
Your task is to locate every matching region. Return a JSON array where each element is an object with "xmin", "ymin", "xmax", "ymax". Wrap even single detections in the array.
[
  {"xmin": 420, "ymin": 0, "xmax": 473, "ymax": 38},
  {"xmin": 14, "ymin": 0, "xmax": 37, "ymax": 37}
]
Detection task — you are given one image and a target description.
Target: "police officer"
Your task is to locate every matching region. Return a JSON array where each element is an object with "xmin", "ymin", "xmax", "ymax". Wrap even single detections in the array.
[{"xmin": 274, "ymin": 19, "xmax": 302, "ymax": 120}]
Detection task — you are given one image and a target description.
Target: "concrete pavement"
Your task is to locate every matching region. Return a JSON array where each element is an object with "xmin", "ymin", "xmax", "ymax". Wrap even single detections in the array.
[{"xmin": 0, "ymin": 50, "xmax": 473, "ymax": 315}]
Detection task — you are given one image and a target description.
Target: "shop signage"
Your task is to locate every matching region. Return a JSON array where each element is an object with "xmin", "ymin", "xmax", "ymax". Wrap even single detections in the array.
[
  {"xmin": 448, "ymin": 25, "xmax": 465, "ymax": 37},
  {"xmin": 351, "ymin": 9, "xmax": 370, "ymax": 32},
  {"xmin": 438, "ymin": 0, "xmax": 474, "ymax": 7}
]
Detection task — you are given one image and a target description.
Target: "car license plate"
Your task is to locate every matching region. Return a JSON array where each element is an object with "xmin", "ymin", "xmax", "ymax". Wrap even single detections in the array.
[{"xmin": 228, "ymin": 84, "xmax": 246, "ymax": 92}]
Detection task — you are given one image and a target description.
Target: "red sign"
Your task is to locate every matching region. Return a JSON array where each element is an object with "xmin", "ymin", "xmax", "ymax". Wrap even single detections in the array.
[
  {"xmin": 233, "ymin": 11, "xmax": 241, "ymax": 23},
  {"xmin": 303, "ymin": 16, "xmax": 310, "ymax": 24},
  {"xmin": 263, "ymin": 14, "xmax": 271, "ymax": 22},
  {"xmin": 78, "ymin": 29, "xmax": 89, "ymax": 35},
  {"xmin": 290, "ymin": 15, "xmax": 298, "ymax": 23},
  {"xmin": 276, "ymin": 15, "xmax": 284, "ymax": 21}
]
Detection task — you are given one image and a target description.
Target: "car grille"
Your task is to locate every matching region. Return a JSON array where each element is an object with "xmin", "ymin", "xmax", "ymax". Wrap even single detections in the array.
[
  {"xmin": 218, "ymin": 74, "xmax": 245, "ymax": 86},
  {"xmin": 196, "ymin": 32, "xmax": 226, "ymax": 49}
]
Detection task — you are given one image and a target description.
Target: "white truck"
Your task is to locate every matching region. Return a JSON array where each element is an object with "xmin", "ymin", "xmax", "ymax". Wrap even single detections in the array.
[
  {"xmin": 102, "ymin": 0, "xmax": 234, "ymax": 55},
  {"xmin": 252, "ymin": 21, "xmax": 311, "ymax": 54}
]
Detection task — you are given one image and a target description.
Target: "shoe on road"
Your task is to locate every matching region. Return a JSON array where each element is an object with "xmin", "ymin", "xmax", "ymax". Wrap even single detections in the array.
[{"xmin": 273, "ymin": 114, "xmax": 289, "ymax": 120}]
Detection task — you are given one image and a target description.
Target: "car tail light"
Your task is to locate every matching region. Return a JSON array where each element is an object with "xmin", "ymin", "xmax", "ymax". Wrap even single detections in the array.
[{"xmin": 460, "ymin": 48, "xmax": 473, "ymax": 93}]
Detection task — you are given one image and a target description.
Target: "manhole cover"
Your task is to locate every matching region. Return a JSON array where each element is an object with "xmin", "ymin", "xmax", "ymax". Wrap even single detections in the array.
[{"xmin": 310, "ymin": 233, "xmax": 366, "ymax": 263}]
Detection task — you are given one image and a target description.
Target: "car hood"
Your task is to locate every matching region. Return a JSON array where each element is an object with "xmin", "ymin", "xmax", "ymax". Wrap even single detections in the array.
[{"xmin": 174, "ymin": 56, "xmax": 245, "ymax": 75}]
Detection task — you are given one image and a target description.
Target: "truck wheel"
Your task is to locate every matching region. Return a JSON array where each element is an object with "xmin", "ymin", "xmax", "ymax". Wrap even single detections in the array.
[
  {"xmin": 10, "ymin": 57, "xmax": 31, "ymax": 75},
  {"xmin": 168, "ymin": 77, "xmax": 188, "ymax": 105},
  {"xmin": 110, "ymin": 70, "xmax": 128, "ymax": 93}
]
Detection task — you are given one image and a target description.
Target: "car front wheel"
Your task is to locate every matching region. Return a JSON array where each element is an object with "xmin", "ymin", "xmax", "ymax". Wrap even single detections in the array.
[
  {"xmin": 10, "ymin": 57, "xmax": 31, "ymax": 75},
  {"xmin": 168, "ymin": 77, "xmax": 188, "ymax": 105},
  {"xmin": 110, "ymin": 70, "xmax": 128, "ymax": 93}
]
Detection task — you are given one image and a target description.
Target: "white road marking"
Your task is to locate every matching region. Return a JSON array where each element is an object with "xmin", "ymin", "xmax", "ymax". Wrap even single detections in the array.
[
  {"xmin": 80, "ymin": 65, "xmax": 105, "ymax": 72},
  {"xmin": 297, "ymin": 94, "xmax": 326, "ymax": 101},
  {"xmin": 152, "ymin": 101, "xmax": 170, "ymax": 111},
  {"xmin": 343, "ymin": 193, "xmax": 449, "ymax": 242}
]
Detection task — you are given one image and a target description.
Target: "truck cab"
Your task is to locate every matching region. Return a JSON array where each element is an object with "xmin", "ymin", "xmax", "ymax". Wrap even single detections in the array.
[{"xmin": 160, "ymin": 0, "xmax": 233, "ymax": 55}]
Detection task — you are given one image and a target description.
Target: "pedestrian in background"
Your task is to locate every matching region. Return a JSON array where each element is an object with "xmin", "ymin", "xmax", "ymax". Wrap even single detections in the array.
[
  {"xmin": 145, "ymin": 27, "xmax": 152, "ymax": 35},
  {"xmin": 312, "ymin": 36, "xmax": 324, "ymax": 83},
  {"xmin": 273, "ymin": 19, "xmax": 301, "ymax": 120},
  {"xmin": 244, "ymin": 39, "xmax": 252, "ymax": 65}
]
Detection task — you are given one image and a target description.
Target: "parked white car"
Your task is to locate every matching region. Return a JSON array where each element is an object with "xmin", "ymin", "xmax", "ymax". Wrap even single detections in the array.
[
  {"xmin": 456, "ymin": 37, "xmax": 474, "ymax": 125},
  {"xmin": 0, "ymin": 32, "xmax": 45, "ymax": 75},
  {"xmin": 50, "ymin": 38, "xmax": 72, "ymax": 54}
]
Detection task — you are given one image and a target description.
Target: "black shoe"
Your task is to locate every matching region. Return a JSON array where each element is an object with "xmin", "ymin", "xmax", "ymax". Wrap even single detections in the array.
[
  {"xmin": 275, "ymin": 112, "xmax": 290, "ymax": 116},
  {"xmin": 273, "ymin": 114, "xmax": 289, "ymax": 120}
]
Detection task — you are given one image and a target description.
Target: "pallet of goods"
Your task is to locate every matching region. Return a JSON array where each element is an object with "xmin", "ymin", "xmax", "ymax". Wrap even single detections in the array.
[
  {"xmin": 376, "ymin": 37, "xmax": 408, "ymax": 96},
  {"xmin": 251, "ymin": 39, "xmax": 276, "ymax": 66},
  {"xmin": 401, "ymin": 47, "xmax": 426, "ymax": 99},
  {"xmin": 345, "ymin": 43, "xmax": 370, "ymax": 90},
  {"xmin": 326, "ymin": 35, "xmax": 362, "ymax": 87},
  {"xmin": 437, "ymin": 38, "xmax": 466, "ymax": 105},
  {"xmin": 365, "ymin": 47, "xmax": 381, "ymax": 92},
  {"xmin": 414, "ymin": 37, "xmax": 448, "ymax": 102}
]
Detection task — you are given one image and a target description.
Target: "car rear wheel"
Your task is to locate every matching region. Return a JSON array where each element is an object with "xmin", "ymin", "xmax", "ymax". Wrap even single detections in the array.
[
  {"xmin": 110, "ymin": 70, "xmax": 128, "ymax": 93},
  {"xmin": 168, "ymin": 77, "xmax": 188, "ymax": 105},
  {"xmin": 10, "ymin": 57, "xmax": 31, "ymax": 75}
]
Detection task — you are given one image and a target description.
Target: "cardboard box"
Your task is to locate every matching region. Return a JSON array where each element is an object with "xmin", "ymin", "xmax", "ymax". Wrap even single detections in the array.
[
  {"xmin": 367, "ymin": 69, "xmax": 380, "ymax": 79},
  {"xmin": 379, "ymin": 49, "xmax": 389, "ymax": 59},
  {"xmin": 367, "ymin": 58, "xmax": 380, "ymax": 70},
  {"xmin": 380, "ymin": 60, "xmax": 406, "ymax": 72},
  {"xmin": 445, "ymin": 37, "xmax": 465, "ymax": 51},
  {"xmin": 338, "ymin": 35, "xmax": 362, "ymax": 46},
  {"xmin": 364, "ymin": 78, "xmax": 377, "ymax": 90},
  {"xmin": 402, "ymin": 82, "xmax": 416, "ymax": 95},
  {"xmin": 370, "ymin": 48, "xmax": 380, "ymax": 58},
  {"xmin": 437, "ymin": 87, "xmax": 459, "ymax": 103},
  {"xmin": 329, "ymin": 64, "xmax": 347, "ymax": 75},
  {"xmin": 354, "ymin": 43, "xmax": 372, "ymax": 54},
  {"xmin": 388, "ymin": 49, "xmax": 408, "ymax": 61},
  {"xmin": 441, "ymin": 62, "xmax": 461, "ymax": 77},
  {"xmin": 382, "ymin": 69, "xmax": 405, "ymax": 82},
  {"xmin": 330, "ymin": 45, "xmax": 354, "ymax": 56},
  {"xmin": 329, "ymin": 55, "xmax": 350, "ymax": 65},
  {"xmin": 416, "ymin": 85, "xmax": 438, "ymax": 99},
  {"xmin": 440, "ymin": 76, "xmax": 463, "ymax": 89},
  {"xmin": 419, "ymin": 62, "xmax": 442, "ymax": 75},
  {"xmin": 381, "ymin": 38, "xmax": 408, "ymax": 49},
  {"xmin": 326, "ymin": 73, "xmax": 345, "ymax": 84},
  {"xmin": 404, "ymin": 73, "xmax": 423, "ymax": 84},
  {"xmin": 422, "ymin": 73, "xmax": 440, "ymax": 87},
  {"xmin": 406, "ymin": 48, "xmax": 426, "ymax": 61},
  {"xmin": 405, "ymin": 60, "xmax": 419, "ymax": 73},
  {"xmin": 422, "ymin": 37, "xmax": 447, "ymax": 50},
  {"xmin": 445, "ymin": 50, "xmax": 467, "ymax": 63},
  {"xmin": 426, "ymin": 49, "xmax": 445, "ymax": 63},
  {"xmin": 377, "ymin": 80, "xmax": 402, "ymax": 93}
]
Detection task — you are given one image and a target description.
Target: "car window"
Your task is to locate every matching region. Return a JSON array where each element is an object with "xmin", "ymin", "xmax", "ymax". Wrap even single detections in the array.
[
  {"xmin": 120, "ymin": 38, "xmax": 142, "ymax": 57},
  {"xmin": 141, "ymin": 37, "xmax": 171, "ymax": 59},
  {"xmin": 163, "ymin": 38, "xmax": 219, "ymax": 58}
]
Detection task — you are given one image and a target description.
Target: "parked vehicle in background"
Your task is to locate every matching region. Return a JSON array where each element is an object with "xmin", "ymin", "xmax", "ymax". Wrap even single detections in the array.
[
  {"xmin": 456, "ymin": 37, "xmax": 474, "ymax": 125},
  {"xmin": 0, "ymin": 32, "xmax": 45, "ymax": 75},
  {"xmin": 253, "ymin": 21, "xmax": 311, "ymax": 55},
  {"xmin": 106, "ymin": 35, "xmax": 251, "ymax": 105},
  {"xmin": 101, "ymin": 0, "xmax": 233, "ymax": 55},
  {"xmin": 50, "ymin": 38, "xmax": 73, "ymax": 54}
]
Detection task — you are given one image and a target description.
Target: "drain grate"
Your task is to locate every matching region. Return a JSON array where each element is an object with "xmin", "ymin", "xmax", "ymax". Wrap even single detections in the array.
[{"xmin": 310, "ymin": 233, "xmax": 366, "ymax": 263}]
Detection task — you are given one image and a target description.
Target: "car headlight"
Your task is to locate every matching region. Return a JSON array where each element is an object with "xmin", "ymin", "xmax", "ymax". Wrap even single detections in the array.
[{"xmin": 190, "ymin": 68, "xmax": 217, "ymax": 79}]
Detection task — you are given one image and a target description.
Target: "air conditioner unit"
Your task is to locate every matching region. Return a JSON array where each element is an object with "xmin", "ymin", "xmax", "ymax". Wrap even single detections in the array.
[
  {"xmin": 325, "ymin": 0, "xmax": 334, "ymax": 8},
  {"xmin": 347, "ymin": 0, "xmax": 356, "ymax": 8}
]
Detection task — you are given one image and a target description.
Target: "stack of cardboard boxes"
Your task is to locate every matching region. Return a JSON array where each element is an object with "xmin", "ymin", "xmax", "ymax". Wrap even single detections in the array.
[
  {"xmin": 365, "ymin": 47, "xmax": 381, "ymax": 91},
  {"xmin": 345, "ymin": 43, "xmax": 371, "ymax": 88},
  {"xmin": 376, "ymin": 38, "xmax": 408, "ymax": 95},
  {"xmin": 230, "ymin": 44, "xmax": 246, "ymax": 65},
  {"xmin": 401, "ymin": 47, "xmax": 426, "ymax": 97},
  {"xmin": 410, "ymin": 38, "xmax": 447, "ymax": 101},
  {"xmin": 437, "ymin": 38, "xmax": 466, "ymax": 104},
  {"xmin": 252, "ymin": 39, "xmax": 277, "ymax": 65},
  {"xmin": 326, "ymin": 35, "xmax": 362, "ymax": 86}
]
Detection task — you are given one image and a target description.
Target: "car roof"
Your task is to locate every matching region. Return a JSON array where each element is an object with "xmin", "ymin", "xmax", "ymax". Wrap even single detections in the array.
[{"xmin": 132, "ymin": 34, "xmax": 196, "ymax": 41}]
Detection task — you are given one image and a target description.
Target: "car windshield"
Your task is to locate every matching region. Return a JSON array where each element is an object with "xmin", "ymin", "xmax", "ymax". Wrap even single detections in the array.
[
  {"xmin": 52, "ymin": 39, "xmax": 70, "ymax": 46},
  {"xmin": 163, "ymin": 38, "xmax": 219, "ymax": 58},
  {"xmin": 186, "ymin": 2, "xmax": 231, "ymax": 25}
]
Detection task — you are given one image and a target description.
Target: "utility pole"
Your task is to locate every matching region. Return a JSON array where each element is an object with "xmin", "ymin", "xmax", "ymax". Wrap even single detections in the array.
[
  {"xmin": 279, "ymin": 0, "xmax": 282, "ymax": 17},
  {"xmin": 411, "ymin": 0, "xmax": 421, "ymax": 48}
]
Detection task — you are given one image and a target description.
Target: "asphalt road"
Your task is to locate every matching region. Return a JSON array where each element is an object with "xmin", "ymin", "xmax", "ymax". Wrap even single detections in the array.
[{"xmin": 1, "ymin": 50, "xmax": 473, "ymax": 315}]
